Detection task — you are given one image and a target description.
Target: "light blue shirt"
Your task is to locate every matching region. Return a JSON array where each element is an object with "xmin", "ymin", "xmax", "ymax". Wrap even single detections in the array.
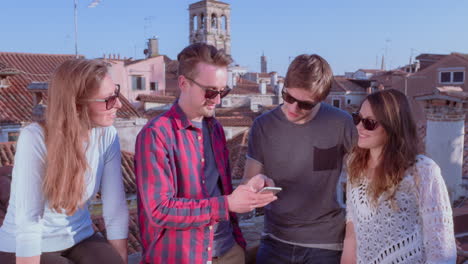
[{"xmin": 0, "ymin": 123, "xmax": 129, "ymax": 257}]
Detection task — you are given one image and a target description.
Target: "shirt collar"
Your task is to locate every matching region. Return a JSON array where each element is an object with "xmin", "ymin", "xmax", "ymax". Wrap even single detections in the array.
[{"xmin": 169, "ymin": 101, "xmax": 216, "ymax": 130}]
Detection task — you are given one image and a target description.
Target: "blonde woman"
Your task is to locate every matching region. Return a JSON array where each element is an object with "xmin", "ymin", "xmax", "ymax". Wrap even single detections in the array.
[
  {"xmin": 341, "ymin": 89, "xmax": 456, "ymax": 264},
  {"xmin": 0, "ymin": 59, "xmax": 129, "ymax": 264}
]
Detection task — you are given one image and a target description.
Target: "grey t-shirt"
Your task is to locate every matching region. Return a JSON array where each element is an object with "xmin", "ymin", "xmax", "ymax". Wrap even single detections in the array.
[{"xmin": 247, "ymin": 104, "xmax": 357, "ymax": 246}]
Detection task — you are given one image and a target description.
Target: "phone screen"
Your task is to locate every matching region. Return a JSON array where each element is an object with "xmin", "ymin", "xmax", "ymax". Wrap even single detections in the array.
[{"xmin": 258, "ymin": 187, "xmax": 282, "ymax": 195}]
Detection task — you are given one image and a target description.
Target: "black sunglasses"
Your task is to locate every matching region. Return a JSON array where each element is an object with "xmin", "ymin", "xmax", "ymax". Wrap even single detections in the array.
[
  {"xmin": 185, "ymin": 76, "xmax": 231, "ymax": 99},
  {"xmin": 352, "ymin": 112, "xmax": 379, "ymax": 131},
  {"xmin": 82, "ymin": 84, "xmax": 120, "ymax": 110},
  {"xmin": 281, "ymin": 89, "xmax": 317, "ymax": 110}
]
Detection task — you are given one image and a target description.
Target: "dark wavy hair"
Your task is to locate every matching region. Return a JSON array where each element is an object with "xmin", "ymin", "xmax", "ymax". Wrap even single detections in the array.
[{"xmin": 347, "ymin": 89, "xmax": 420, "ymax": 206}]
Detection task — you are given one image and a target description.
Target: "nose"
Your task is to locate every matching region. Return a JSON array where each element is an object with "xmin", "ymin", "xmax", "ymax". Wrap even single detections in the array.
[
  {"xmin": 213, "ymin": 93, "xmax": 221, "ymax": 105},
  {"xmin": 114, "ymin": 97, "xmax": 123, "ymax": 109},
  {"xmin": 356, "ymin": 120, "xmax": 365, "ymax": 131},
  {"xmin": 290, "ymin": 102, "xmax": 300, "ymax": 112}
]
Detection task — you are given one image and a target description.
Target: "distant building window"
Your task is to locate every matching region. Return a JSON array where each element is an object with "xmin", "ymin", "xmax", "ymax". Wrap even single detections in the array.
[
  {"xmin": 453, "ymin": 72, "xmax": 464, "ymax": 83},
  {"xmin": 347, "ymin": 99, "xmax": 351, "ymax": 105},
  {"xmin": 132, "ymin": 76, "xmax": 145, "ymax": 90},
  {"xmin": 8, "ymin": 132, "xmax": 19, "ymax": 142},
  {"xmin": 222, "ymin": 98, "xmax": 232, "ymax": 107},
  {"xmin": 440, "ymin": 72, "xmax": 451, "ymax": 83},
  {"xmin": 333, "ymin": 99, "xmax": 340, "ymax": 108},
  {"xmin": 150, "ymin": 81, "xmax": 159, "ymax": 91},
  {"xmin": 439, "ymin": 71, "xmax": 464, "ymax": 84}
]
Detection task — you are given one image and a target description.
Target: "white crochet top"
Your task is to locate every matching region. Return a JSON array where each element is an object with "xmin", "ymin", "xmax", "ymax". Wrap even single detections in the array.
[{"xmin": 346, "ymin": 155, "xmax": 457, "ymax": 264}]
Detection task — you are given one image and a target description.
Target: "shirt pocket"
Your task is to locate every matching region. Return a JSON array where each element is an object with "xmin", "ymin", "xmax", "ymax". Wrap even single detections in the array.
[{"xmin": 313, "ymin": 145, "xmax": 339, "ymax": 171}]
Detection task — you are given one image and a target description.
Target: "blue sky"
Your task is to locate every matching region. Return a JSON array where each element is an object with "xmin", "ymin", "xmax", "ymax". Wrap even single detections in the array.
[{"xmin": 1, "ymin": 0, "xmax": 467, "ymax": 76}]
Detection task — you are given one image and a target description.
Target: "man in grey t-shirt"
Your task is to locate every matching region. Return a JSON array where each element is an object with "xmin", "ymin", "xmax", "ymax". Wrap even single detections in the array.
[{"xmin": 243, "ymin": 54, "xmax": 357, "ymax": 264}]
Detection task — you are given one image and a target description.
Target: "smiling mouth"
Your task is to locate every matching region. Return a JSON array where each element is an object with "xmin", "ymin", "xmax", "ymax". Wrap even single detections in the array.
[
  {"xmin": 358, "ymin": 133, "xmax": 370, "ymax": 138},
  {"xmin": 288, "ymin": 111, "xmax": 299, "ymax": 117}
]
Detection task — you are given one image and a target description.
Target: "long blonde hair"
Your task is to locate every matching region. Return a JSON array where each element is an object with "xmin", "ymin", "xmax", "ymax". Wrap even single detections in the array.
[
  {"xmin": 42, "ymin": 59, "xmax": 109, "ymax": 215},
  {"xmin": 347, "ymin": 89, "xmax": 420, "ymax": 207}
]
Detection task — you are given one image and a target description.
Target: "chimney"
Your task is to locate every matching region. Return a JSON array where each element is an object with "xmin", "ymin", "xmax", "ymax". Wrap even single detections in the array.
[
  {"xmin": 227, "ymin": 69, "xmax": 233, "ymax": 88},
  {"xmin": 415, "ymin": 86, "xmax": 468, "ymax": 202},
  {"xmin": 0, "ymin": 77, "xmax": 10, "ymax": 89},
  {"xmin": 27, "ymin": 82, "xmax": 48, "ymax": 122},
  {"xmin": 277, "ymin": 80, "xmax": 284, "ymax": 94},
  {"xmin": 147, "ymin": 37, "xmax": 159, "ymax": 58},
  {"xmin": 0, "ymin": 65, "xmax": 20, "ymax": 89},
  {"xmin": 270, "ymin": 71, "xmax": 278, "ymax": 91},
  {"xmin": 381, "ymin": 55, "xmax": 385, "ymax": 70},
  {"xmin": 259, "ymin": 80, "xmax": 267, "ymax": 95},
  {"xmin": 261, "ymin": 53, "xmax": 267, "ymax": 73},
  {"xmin": 233, "ymin": 73, "xmax": 238, "ymax": 87}
]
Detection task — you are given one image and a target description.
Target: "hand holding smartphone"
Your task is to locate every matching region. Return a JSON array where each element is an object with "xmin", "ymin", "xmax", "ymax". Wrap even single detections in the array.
[{"xmin": 257, "ymin": 186, "xmax": 282, "ymax": 195}]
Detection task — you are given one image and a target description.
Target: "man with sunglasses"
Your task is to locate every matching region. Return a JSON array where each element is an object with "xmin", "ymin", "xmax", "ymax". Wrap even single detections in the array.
[
  {"xmin": 134, "ymin": 43, "xmax": 277, "ymax": 264},
  {"xmin": 243, "ymin": 54, "xmax": 357, "ymax": 264}
]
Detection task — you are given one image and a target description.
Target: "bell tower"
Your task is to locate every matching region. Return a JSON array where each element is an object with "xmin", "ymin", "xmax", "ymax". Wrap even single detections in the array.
[{"xmin": 189, "ymin": 0, "xmax": 231, "ymax": 54}]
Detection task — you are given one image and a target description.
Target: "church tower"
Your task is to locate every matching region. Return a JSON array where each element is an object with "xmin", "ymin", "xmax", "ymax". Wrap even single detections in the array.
[
  {"xmin": 189, "ymin": 0, "xmax": 231, "ymax": 54},
  {"xmin": 261, "ymin": 53, "xmax": 267, "ymax": 73}
]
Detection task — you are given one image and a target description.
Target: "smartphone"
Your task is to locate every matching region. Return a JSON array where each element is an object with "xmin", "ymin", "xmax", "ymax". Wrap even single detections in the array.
[{"xmin": 258, "ymin": 186, "xmax": 282, "ymax": 195}]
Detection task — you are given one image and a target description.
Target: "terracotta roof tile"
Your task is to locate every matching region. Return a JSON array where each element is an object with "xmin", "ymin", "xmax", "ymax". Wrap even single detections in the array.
[
  {"xmin": 258, "ymin": 73, "xmax": 271, "ymax": 78},
  {"xmin": 230, "ymin": 83, "xmax": 274, "ymax": 95},
  {"xmin": 0, "ymin": 52, "xmax": 140, "ymax": 124},
  {"xmin": 143, "ymin": 109, "xmax": 167, "ymax": 120},
  {"xmin": 331, "ymin": 76, "xmax": 369, "ymax": 93},
  {"xmin": 415, "ymin": 54, "xmax": 447, "ymax": 61},
  {"xmin": 121, "ymin": 151, "xmax": 136, "ymax": 194},
  {"xmin": 217, "ymin": 116, "xmax": 254, "ymax": 127},
  {"xmin": 216, "ymin": 106, "xmax": 260, "ymax": 127},
  {"xmin": 135, "ymin": 94, "xmax": 176, "ymax": 104},
  {"xmin": 237, "ymin": 78, "xmax": 257, "ymax": 86},
  {"xmin": 226, "ymin": 130, "xmax": 249, "ymax": 179}
]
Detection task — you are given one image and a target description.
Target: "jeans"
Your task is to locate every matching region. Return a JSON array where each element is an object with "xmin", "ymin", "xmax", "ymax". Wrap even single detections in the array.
[{"xmin": 256, "ymin": 236, "xmax": 341, "ymax": 264}]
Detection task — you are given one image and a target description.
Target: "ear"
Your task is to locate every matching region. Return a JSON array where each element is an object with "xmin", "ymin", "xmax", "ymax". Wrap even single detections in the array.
[{"xmin": 178, "ymin": 75, "xmax": 189, "ymax": 93}]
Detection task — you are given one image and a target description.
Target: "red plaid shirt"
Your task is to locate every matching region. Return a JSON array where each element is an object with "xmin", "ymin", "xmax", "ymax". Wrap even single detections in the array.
[{"xmin": 135, "ymin": 103, "xmax": 246, "ymax": 264}]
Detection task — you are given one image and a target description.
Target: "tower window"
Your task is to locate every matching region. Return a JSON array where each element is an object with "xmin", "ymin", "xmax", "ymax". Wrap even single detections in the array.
[
  {"xmin": 221, "ymin": 16, "xmax": 227, "ymax": 32},
  {"xmin": 211, "ymin": 14, "xmax": 217, "ymax": 29}
]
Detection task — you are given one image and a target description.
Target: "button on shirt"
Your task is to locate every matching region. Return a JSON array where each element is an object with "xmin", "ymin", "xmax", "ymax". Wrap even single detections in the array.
[
  {"xmin": 134, "ymin": 103, "xmax": 245, "ymax": 264},
  {"xmin": 193, "ymin": 120, "xmax": 236, "ymax": 258}
]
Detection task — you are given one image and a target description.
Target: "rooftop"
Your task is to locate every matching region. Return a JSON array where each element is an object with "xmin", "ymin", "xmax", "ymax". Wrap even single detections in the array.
[{"xmin": 0, "ymin": 52, "xmax": 140, "ymax": 124}]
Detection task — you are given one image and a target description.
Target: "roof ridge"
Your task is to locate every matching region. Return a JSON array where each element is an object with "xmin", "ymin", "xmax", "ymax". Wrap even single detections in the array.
[{"xmin": 0, "ymin": 51, "xmax": 79, "ymax": 57}]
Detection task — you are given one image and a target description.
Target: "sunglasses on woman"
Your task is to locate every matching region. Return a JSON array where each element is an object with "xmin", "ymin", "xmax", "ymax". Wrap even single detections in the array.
[
  {"xmin": 281, "ymin": 89, "xmax": 317, "ymax": 110},
  {"xmin": 352, "ymin": 112, "xmax": 379, "ymax": 131},
  {"xmin": 81, "ymin": 84, "xmax": 121, "ymax": 110},
  {"xmin": 184, "ymin": 76, "xmax": 231, "ymax": 99}
]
